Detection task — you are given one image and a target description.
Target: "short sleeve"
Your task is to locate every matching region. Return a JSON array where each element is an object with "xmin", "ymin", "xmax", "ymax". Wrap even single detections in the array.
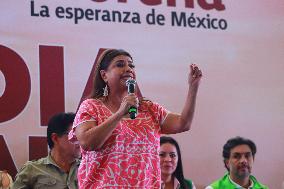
[
  {"xmin": 68, "ymin": 99, "xmax": 98, "ymax": 142},
  {"xmin": 144, "ymin": 101, "xmax": 169, "ymax": 125}
]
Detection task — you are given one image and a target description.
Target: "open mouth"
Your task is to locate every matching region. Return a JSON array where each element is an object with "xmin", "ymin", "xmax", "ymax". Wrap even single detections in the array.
[{"xmin": 121, "ymin": 74, "xmax": 134, "ymax": 79}]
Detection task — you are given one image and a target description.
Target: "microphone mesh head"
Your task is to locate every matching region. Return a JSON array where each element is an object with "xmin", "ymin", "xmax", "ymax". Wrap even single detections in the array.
[{"xmin": 126, "ymin": 78, "xmax": 136, "ymax": 86}]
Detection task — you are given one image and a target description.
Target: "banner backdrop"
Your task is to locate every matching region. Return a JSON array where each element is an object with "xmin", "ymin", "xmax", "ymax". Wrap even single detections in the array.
[{"xmin": 1, "ymin": 1, "xmax": 284, "ymax": 188}]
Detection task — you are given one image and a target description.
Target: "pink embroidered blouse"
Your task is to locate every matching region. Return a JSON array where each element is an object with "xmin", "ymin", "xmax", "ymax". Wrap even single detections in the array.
[{"xmin": 69, "ymin": 99, "xmax": 169, "ymax": 188}]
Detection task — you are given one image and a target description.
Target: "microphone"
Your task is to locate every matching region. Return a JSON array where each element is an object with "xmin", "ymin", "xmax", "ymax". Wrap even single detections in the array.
[{"xmin": 126, "ymin": 78, "xmax": 137, "ymax": 119}]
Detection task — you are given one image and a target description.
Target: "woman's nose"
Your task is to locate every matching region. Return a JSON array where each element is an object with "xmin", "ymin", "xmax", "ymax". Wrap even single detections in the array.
[
  {"xmin": 164, "ymin": 155, "xmax": 172, "ymax": 162},
  {"xmin": 125, "ymin": 65, "xmax": 133, "ymax": 72}
]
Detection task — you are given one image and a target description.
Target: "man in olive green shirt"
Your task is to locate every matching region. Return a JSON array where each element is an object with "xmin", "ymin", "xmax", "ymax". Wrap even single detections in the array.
[
  {"xmin": 12, "ymin": 112, "xmax": 81, "ymax": 189},
  {"xmin": 205, "ymin": 136, "xmax": 268, "ymax": 189}
]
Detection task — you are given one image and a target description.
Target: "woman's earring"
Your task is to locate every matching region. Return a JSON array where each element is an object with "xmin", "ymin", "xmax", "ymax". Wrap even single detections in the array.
[{"xmin": 103, "ymin": 84, "xmax": 109, "ymax": 97}]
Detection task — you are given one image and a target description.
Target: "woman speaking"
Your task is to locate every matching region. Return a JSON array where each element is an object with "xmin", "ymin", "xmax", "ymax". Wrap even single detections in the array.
[{"xmin": 69, "ymin": 49, "xmax": 202, "ymax": 188}]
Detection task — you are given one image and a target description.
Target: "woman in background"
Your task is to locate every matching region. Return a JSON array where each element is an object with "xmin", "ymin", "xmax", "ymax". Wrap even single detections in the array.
[{"xmin": 160, "ymin": 136, "xmax": 196, "ymax": 189}]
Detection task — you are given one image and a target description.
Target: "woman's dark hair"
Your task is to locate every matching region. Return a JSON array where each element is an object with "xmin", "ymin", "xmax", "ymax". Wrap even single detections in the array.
[
  {"xmin": 223, "ymin": 136, "xmax": 257, "ymax": 171},
  {"xmin": 160, "ymin": 136, "xmax": 188, "ymax": 189},
  {"xmin": 90, "ymin": 49, "xmax": 133, "ymax": 99}
]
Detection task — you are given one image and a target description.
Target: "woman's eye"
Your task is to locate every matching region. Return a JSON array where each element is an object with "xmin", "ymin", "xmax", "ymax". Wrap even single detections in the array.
[
  {"xmin": 170, "ymin": 154, "xmax": 176, "ymax": 158},
  {"xmin": 129, "ymin": 64, "xmax": 135, "ymax": 68},
  {"xmin": 116, "ymin": 62, "xmax": 124, "ymax": 67}
]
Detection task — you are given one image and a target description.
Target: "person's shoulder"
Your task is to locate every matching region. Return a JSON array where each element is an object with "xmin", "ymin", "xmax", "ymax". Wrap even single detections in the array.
[
  {"xmin": 184, "ymin": 178, "xmax": 193, "ymax": 184},
  {"xmin": 21, "ymin": 156, "xmax": 48, "ymax": 169},
  {"xmin": 78, "ymin": 98, "xmax": 104, "ymax": 111},
  {"xmin": 184, "ymin": 178, "xmax": 193, "ymax": 188},
  {"xmin": 81, "ymin": 98, "xmax": 100, "ymax": 105},
  {"xmin": 206, "ymin": 174, "xmax": 229, "ymax": 189},
  {"xmin": 86, "ymin": 98, "xmax": 107, "ymax": 107},
  {"xmin": 250, "ymin": 175, "xmax": 269, "ymax": 189},
  {"xmin": 140, "ymin": 99, "xmax": 162, "ymax": 109}
]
